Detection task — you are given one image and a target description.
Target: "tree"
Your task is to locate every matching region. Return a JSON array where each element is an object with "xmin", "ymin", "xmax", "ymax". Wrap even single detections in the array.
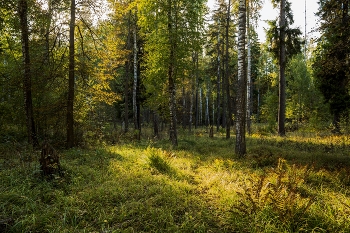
[
  {"xmin": 18, "ymin": 0, "xmax": 39, "ymax": 147},
  {"xmin": 225, "ymin": 0, "xmax": 231, "ymax": 139},
  {"xmin": 138, "ymin": 0, "xmax": 206, "ymax": 146},
  {"xmin": 66, "ymin": 0, "xmax": 76, "ymax": 148},
  {"xmin": 207, "ymin": 0, "xmax": 237, "ymax": 137},
  {"xmin": 278, "ymin": 0, "xmax": 286, "ymax": 136},
  {"xmin": 313, "ymin": 0, "xmax": 350, "ymax": 132},
  {"xmin": 266, "ymin": 0, "xmax": 303, "ymax": 135},
  {"xmin": 235, "ymin": 0, "xmax": 247, "ymax": 156},
  {"xmin": 286, "ymin": 53, "xmax": 319, "ymax": 128},
  {"xmin": 246, "ymin": 0, "xmax": 262, "ymax": 135}
]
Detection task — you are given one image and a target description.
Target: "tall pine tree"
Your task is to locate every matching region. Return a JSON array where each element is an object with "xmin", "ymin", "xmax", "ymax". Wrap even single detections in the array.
[{"xmin": 313, "ymin": 0, "xmax": 350, "ymax": 132}]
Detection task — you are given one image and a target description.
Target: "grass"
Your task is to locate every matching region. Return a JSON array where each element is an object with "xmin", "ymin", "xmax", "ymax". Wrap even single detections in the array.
[{"xmin": 1, "ymin": 128, "xmax": 350, "ymax": 232}]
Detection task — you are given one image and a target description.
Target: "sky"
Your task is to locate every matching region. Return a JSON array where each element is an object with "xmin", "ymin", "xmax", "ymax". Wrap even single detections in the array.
[{"xmin": 207, "ymin": 0, "xmax": 320, "ymax": 42}]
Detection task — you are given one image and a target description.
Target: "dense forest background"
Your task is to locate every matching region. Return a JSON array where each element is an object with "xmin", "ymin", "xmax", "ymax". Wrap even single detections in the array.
[{"xmin": 0, "ymin": 0, "xmax": 349, "ymax": 150}]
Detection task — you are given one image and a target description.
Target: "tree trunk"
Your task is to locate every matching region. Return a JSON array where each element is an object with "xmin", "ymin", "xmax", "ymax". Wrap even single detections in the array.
[
  {"xmin": 124, "ymin": 61, "xmax": 130, "ymax": 133},
  {"xmin": 194, "ymin": 53, "xmax": 199, "ymax": 129},
  {"xmin": 66, "ymin": 0, "xmax": 75, "ymax": 148},
  {"xmin": 19, "ymin": 0, "xmax": 38, "ymax": 147},
  {"xmin": 153, "ymin": 111, "xmax": 159, "ymax": 138},
  {"xmin": 278, "ymin": 0, "xmax": 286, "ymax": 136},
  {"xmin": 199, "ymin": 88, "xmax": 202, "ymax": 126},
  {"xmin": 168, "ymin": 0, "xmax": 178, "ymax": 147},
  {"xmin": 246, "ymin": 1, "xmax": 252, "ymax": 135},
  {"xmin": 225, "ymin": 0, "xmax": 231, "ymax": 139},
  {"xmin": 190, "ymin": 89, "xmax": 193, "ymax": 132},
  {"xmin": 133, "ymin": 20, "xmax": 139, "ymax": 132},
  {"xmin": 235, "ymin": 0, "xmax": 247, "ymax": 157},
  {"xmin": 124, "ymin": 13, "xmax": 133, "ymax": 134},
  {"xmin": 205, "ymin": 91, "xmax": 209, "ymax": 126},
  {"xmin": 45, "ymin": 0, "xmax": 53, "ymax": 64},
  {"xmin": 216, "ymin": 28, "xmax": 221, "ymax": 132},
  {"xmin": 182, "ymin": 85, "xmax": 186, "ymax": 129},
  {"xmin": 168, "ymin": 65, "xmax": 178, "ymax": 146}
]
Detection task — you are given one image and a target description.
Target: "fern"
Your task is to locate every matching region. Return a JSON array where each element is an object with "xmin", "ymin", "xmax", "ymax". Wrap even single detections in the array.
[{"xmin": 233, "ymin": 159, "xmax": 315, "ymax": 225}]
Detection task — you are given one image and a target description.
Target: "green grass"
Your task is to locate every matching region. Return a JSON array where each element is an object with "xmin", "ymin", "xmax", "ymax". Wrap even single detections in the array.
[{"xmin": 1, "ymin": 129, "xmax": 350, "ymax": 232}]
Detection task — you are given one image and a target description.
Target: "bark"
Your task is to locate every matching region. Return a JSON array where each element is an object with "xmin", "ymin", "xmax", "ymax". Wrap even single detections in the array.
[
  {"xmin": 168, "ymin": 65, "xmax": 178, "ymax": 146},
  {"xmin": 205, "ymin": 92, "xmax": 209, "ymax": 126},
  {"xmin": 153, "ymin": 111, "xmax": 159, "ymax": 138},
  {"xmin": 189, "ymin": 88, "xmax": 193, "ymax": 132},
  {"xmin": 124, "ymin": 61, "xmax": 130, "ymax": 133},
  {"xmin": 124, "ymin": 14, "xmax": 132, "ymax": 133},
  {"xmin": 194, "ymin": 53, "xmax": 199, "ymax": 129},
  {"xmin": 216, "ymin": 28, "xmax": 221, "ymax": 132},
  {"xmin": 278, "ymin": 0, "xmax": 286, "ymax": 136},
  {"xmin": 235, "ymin": 0, "xmax": 247, "ymax": 157},
  {"xmin": 133, "ymin": 18, "xmax": 139, "ymax": 131},
  {"xmin": 246, "ymin": 1, "xmax": 252, "ymax": 135},
  {"xmin": 199, "ymin": 88, "xmax": 203, "ymax": 126},
  {"xmin": 66, "ymin": 0, "xmax": 75, "ymax": 148},
  {"xmin": 182, "ymin": 85, "xmax": 186, "ymax": 129},
  {"xmin": 45, "ymin": 0, "xmax": 53, "ymax": 64},
  {"xmin": 168, "ymin": 0, "xmax": 178, "ymax": 147},
  {"xmin": 19, "ymin": 0, "xmax": 38, "ymax": 147},
  {"xmin": 225, "ymin": 0, "xmax": 231, "ymax": 139}
]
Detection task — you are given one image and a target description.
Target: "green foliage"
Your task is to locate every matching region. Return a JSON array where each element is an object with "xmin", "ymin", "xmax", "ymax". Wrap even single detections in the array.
[
  {"xmin": 138, "ymin": 0, "xmax": 206, "ymax": 111},
  {"xmin": 313, "ymin": 0, "xmax": 350, "ymax": 130},
  {"xmin": 265, "ymin": 0, "xmax": 304, "ymax": 63},
  {"xmin": 260, "ymin": 90, "xmax": 278, "ymax": 129},
  {"xmin": 147, "ymin": 147, "xmax": 173, "ymax": 174}
]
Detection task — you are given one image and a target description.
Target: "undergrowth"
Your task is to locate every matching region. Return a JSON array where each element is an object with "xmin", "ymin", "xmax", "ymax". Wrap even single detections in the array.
[{"xmin": 1, "ymin": 129, "xmax": 350, "ymax": 232}]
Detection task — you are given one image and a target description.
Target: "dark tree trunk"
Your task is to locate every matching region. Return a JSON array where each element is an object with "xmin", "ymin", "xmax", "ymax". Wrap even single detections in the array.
[
  {"xmin": 124, "ymin": 13, "xmax": 133, "ymax": 134},
  {"xmin": 194, "ymin": 53, "xmax": 199, "ymax": 129},
  {"xmin": 124, "ymin": 61, "xmax": 130, "ymax": 133},
  {"xmin": 66, "ymin": 0, "xmax": 75, "ymax": 148},
  {"xmin": 19, "ymin": 0, "xmax": 38, "ymax": 147},
  {"xmin": 278, "ymin": 0, "xmax": 286, "ymax": 136},
  {"xmin": 216, "ymin": 29, "xmax": 221, "ymax": 132},
  {"xmin": 153, "ymin": 111, "xmax": 159, "ymax": 138}
]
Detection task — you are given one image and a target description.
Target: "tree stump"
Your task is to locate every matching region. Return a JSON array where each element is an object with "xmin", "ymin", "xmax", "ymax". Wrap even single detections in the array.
[{"xmin": 39, "ymin": 142, "xmax": 61, "ymax": 177}]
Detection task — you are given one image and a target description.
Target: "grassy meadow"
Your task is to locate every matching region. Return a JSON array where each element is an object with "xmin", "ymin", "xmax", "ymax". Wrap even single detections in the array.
[{"xmin": 1, "ymin": 127, "xmax": 350, "ymax": 232}]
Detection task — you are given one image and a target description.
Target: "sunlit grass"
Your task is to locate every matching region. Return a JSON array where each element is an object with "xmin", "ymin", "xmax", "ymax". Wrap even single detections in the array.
[{"xmin": 1, "ymin": 129, "xmax": 350, "ymax": 232}]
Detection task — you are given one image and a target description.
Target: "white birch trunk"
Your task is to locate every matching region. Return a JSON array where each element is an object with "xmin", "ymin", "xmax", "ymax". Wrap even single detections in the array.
[
  {"xmin": 199, "ymin": 87, "xmax": 202, "ymax": 126},
  {"xmin": 133, "ymin": 24, "xmax": 138, "ymax": 130},
  {"xmin": 235, "ymin": 0, "xmax": 247, "ymax": 156},
  {"xmin": 246, "ymin": 2, "xmax": 252, "ymax": 135}
]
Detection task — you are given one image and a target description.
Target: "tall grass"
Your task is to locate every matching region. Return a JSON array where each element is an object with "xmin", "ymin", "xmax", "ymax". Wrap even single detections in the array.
[{"xmin": 1, "ymin": 129, "xmax": 350, "ymax": 232}]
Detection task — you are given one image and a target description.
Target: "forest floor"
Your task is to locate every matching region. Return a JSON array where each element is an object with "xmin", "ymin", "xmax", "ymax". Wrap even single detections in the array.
[{"xmin": 1, "ymin": 128, "xmax": 350, "ymax": 232}]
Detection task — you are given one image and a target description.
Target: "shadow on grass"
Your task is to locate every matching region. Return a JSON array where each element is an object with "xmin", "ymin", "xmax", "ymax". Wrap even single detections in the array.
[
  {"xmin": 2, "ymin": 132, "xmax": 350, "ymax": 232},
  {"xmin": 1, "ymin": 145, "xmax": 226, "ymax": 232}
]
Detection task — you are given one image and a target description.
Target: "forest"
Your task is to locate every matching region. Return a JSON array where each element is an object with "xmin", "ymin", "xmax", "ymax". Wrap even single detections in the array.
[{"xmin": 1, "ymin": 0, "xmax": 350, "ymax": 232}]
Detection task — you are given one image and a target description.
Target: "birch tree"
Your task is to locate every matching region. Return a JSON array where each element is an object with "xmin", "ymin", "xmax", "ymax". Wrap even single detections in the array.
[
  {"xmin": 225, "ymin": 0, "xmax": 231, "ymax": 139},
  {"xmin": 235, "ymin": 0, "xmax": 247, "ymax": 156}
]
